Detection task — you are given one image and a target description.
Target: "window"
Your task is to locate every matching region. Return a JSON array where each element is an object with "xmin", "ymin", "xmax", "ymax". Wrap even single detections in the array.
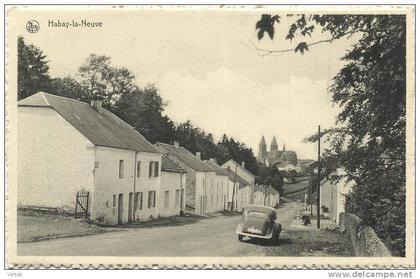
[
  {"xmin": 149, "ymin": 161, "xmax": 159, "ymax": 178},
  {"xmin": 164, "ymin": 191, "xmax": 170, "ymax": 208},
  {"xmin": 175, "ymin": 189, "xmax": 180, "ymax": 207},
  {"xmin": 148, "ymin": 191, "xmax": 156, "ymax": 208},
  {"xmin": 95, "ymin": 161, "xmax": 99, "ymax": 168},
  {"xmin": 112, "ymin": 195, "xmax": 116, "ymax": 207},
  {"xmin": 137, "ymin": 161, "xmax": 141, "ymax": 177},
  {"xmin": 211, "ymin": 195, "xmax": 213, "ymax": 205},
  {"xmin": 119, "ymin": 160, "xmax": 124, "ymax": 178},
  {"xmin": 135, "ymin": 192, "xmax": 143, "ymax": 211},
  {"xmin": 138, "ymin": 192, "xmax": 143, "ymax": 210}
]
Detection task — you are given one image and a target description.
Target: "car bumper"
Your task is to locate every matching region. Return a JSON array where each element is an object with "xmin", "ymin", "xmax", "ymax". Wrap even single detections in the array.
[{"xmin": 236, "ymin": 225, "xmax": 274, "ymax": 239}]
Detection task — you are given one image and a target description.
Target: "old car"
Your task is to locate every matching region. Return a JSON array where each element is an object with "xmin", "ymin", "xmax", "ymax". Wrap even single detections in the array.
[{"xmin": 236, "ymin": 205, "xmax": 281, "ymax": 243}]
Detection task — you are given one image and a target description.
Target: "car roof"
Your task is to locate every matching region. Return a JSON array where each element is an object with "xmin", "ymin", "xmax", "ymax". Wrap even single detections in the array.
[{"xmin": 244, "ymin": 205, "xmax": 276, "ymax": 215}]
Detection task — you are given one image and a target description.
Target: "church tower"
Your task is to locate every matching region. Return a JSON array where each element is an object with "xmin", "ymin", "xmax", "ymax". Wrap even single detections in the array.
[
  {"xmin": 258, "ymin": 136, "xmax": 267, "ymax": 158},
  {"xmin": 270, "ymin": 136, "xmax": 278, "ymax": 151}
]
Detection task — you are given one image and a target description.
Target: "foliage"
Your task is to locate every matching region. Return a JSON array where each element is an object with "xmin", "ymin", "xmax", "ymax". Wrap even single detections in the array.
[
  {"xmin": 256, "ymin": 14, "xmax": 406, "ymax": 256},
  {"xmin": 113, "ymin": 84, "xmax": 175, "ymax": 144},
  {"xmin": 256, "ymin": 163, "xmax": 284, "ymax": 201},
  {"xmin": 77, "ymin": 54, "xmax": 136, "ymax": 107},
  {"xmin": 46, "ymin": 77, "xmax": 90, "ymax": 103},
  {"xmin": 216, "ymin": 134, "xmax": 259, "ymax": 174},
  {"xmin": 17, "ymin": 36, "xmax": 51, "ymax": 100}
]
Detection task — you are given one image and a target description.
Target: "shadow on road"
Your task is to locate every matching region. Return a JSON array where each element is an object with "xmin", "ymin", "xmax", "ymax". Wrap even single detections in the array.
[{"xmin": 240, "ymin": 236, "xmax": 292, "ymax": 247}]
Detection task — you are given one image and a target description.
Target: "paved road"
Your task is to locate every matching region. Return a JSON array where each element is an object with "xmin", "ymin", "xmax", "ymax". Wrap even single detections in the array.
[{"xmin": 18, "ymin": 201, "xmax": 300, "ymax": 257}]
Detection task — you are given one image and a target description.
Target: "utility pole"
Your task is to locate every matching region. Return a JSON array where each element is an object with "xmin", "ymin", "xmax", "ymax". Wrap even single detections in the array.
[
  {"xmin": 317, "ymin": 125, "xmax": 321, "ymax": 229},
  {"xmin": 230, "ymin": 164, "xmax": 238, "ymax": 212}
]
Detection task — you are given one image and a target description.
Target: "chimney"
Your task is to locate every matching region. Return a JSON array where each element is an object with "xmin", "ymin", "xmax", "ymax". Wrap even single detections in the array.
[
  {"xmin": 90, "ymin": 95, "xmax": 103, "ymax": 113},
  {"xmin": 241, "ymin": 161, "xmax": 245, "ymax": 168},
  {"xmin": 174, "ymin": 141, "xmax": 179, "ymax": 148},
  {"xmin": 196, "ymin": 152, "xmax": 201, "ymax": 159}
]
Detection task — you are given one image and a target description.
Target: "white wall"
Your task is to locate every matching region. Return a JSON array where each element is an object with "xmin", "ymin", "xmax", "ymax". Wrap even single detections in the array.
[
  {"xmin": 222, "ymin": 160, "xmax": 255, "ymax": 204},
  {"xmin": 18, "ymin": 106, "xmax": 95, "ymax": 212},
  {"xmin": 93, "ymin": 147, "xmax": 162, "ymax": 225},
  {"xmin": 159, "ymin": 171, "xmax": 185, "ymax": 217},
  {"xmin": 226, "ymin": 180, "xmax": 239, "ymax": 211}
]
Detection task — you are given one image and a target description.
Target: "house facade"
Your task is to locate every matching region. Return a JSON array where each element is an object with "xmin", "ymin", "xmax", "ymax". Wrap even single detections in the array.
[
  {"xmin": 225, "ymin": 166, "xmax": 252, "ymax": 212},
  {"xmin": 204, "ymin": 159, "xmax": 229, "ymax": 211},
  {"xmin": 18, "ymin": 92, "xmax": 162, "ymax": 225},
  {"xmin": 159, "ymin": 154, "xmax": 187, "ymax": 218},
  {"xmin": 253, "ymin": 184, "xmax": 280, "ymax": 208},
  {"xmin": 319, "ymin": 168, "xmax": 354, "ymax": 223},
  {"xmin": 155, "ymin": 142, "xmax": 218, "ymax": 215},
  {"xmin": 221, "ymin": 159, "xmax": 255, "ymax": 204}
]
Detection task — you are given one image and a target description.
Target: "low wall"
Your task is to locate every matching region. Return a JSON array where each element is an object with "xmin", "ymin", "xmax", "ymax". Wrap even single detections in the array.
[{"xmin": 339, "ymin": 213, "xmax": 392, "ymax": 257}]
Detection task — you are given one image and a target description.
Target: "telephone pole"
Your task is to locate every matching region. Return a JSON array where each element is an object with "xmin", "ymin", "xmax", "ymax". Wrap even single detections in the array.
[
  {"xmin": 230, "ymin": 164, "xmax": 238, "ymax": 212},
  {"xmin": 317, "ymin": 125, "xmax": 321, "ymax": 229}
]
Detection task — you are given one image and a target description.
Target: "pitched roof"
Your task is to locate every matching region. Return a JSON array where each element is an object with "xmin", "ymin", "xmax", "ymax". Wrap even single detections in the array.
[
  {"xmin": 223, "ymin": 159, "xmax": 255, "ymax": 178},
  {"xmin": 18, "ymin": 92, "xmax": 159, "ymax": 153},
  {"xmin": 225, "ymin": 167, "xmax": 250, "ymax": 188},
  {"xmin": 204, "ymin": 160, "xmax": 229, "ymax": 176},
  {"xmin": 161, "ymin": 154, "xmax": 187, "ymax": 173},
  {"xmin": 155, "ymin": 142, "xmax": 214, "ymax": 172}
]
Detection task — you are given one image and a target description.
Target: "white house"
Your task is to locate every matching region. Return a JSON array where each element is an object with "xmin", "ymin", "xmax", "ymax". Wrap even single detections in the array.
[
  {"xmin": 222, "ymin": 159, "xmax": 255, "ymax": 204},
  {"xmin": 204, "ymin": 159, "xmax": 229, "ymax": 211},
  {"xmin": 155, "ymin": 142, "xmax": 218, "ymax": 215},
  {"xmin": 18, "ymin": 92, "xmax": 162, "ymax": 225},
  {"xmin": 159, "ymin": 154, "xmax": 187, "ymax": 218},
  {"xmin": 253, "ymin": 184, "xmax": 280, "ymax": 208},
  {"xmin": 225, "ymin": 166, "xmax": 252, "ymax": 212},
  {"xmin": 319, "ymin": 168, "xmax": 355, "ymax": 223}
]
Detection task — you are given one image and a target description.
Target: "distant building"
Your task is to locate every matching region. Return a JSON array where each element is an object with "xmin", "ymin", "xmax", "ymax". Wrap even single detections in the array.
[
  {"xmin": 257, "ymin": 136, "xmax": 298, "ymax": 167},
  {"xmin": 159, "ymin": 154, "xmax": 187, "ymax": 218},
  {"xmin": 319, "ymin": 168, "xmax": 355, "ymax": 223},
  {"xmin": 155, "ymin": 142, "xmax": 219, "ymax": 215},
  {"xmin": 221, "ymin": 159, "xmax": 255, "ymax": 205},
  {"xmin": 224, "ymin": 166, "xmax": 252, "ymax": 212},
  {"xmin": 204, "ymin": 159, "xmax": 230, "ymax": 211}
]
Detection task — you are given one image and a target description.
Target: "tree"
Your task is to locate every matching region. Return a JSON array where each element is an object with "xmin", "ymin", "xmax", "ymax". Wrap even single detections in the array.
[
  {"xmin": 46, "ymin": 77, "xmax": 90, "ymax": 102},
  {"xmin": 256, "ymin": 163, "xmax": 284, "ymax": 204},
  {"xmin": 216, "ymin": 134, "xmax": 259, "ymax": 174},
  {"xmin": 77, "ymin": 54, "xmax": 136, "ymax": 107},
  {"xmin": 255, "ymin": 14, "xmax": 406, "ymax": 256},
  {"xmin": 113, "ymin": 84, "xmax": 175, "ymax": 144},
  {"xmin": 17, "ymin": 36, "xmax": 51, "ymax": 100}
]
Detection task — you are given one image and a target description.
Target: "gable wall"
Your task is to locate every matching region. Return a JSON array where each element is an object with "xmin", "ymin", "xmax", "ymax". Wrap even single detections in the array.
[{"xmin": 17, "ymin": 106, "xmax": 95, "ymax": 212}]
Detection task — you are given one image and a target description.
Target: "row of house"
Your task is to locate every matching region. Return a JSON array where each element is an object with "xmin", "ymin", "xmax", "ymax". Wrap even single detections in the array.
[
  {"xmin": 318, "ymin": 168, "xmax": 355, "ymax": 223},
  {"xmin": 17, "ymin": 92, "xmax": 259, "ymax": 225},
  {"xmin": 253, "ymin": 184, "xmax": 280, "ymax": 208}
]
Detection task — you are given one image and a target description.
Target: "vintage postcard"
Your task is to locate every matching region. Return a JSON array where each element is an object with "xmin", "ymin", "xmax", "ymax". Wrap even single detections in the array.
[{"xmin": 4, "ymin": 5, "xmax": 415, "ymax": 269}]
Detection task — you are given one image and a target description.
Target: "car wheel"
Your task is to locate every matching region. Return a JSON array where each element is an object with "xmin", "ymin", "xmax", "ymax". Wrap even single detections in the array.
[{"xmin": 238, "ymin": 235, "xmax": 244, "ymax": 242}]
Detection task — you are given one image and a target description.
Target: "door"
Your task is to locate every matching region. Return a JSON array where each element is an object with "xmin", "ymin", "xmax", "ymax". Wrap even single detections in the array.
[
  {"xmin": 180, "ymin": 189, "xmax": 184, "ymax": 212},
  {"xmin": 118, "ymin": 194, "xmax": 123, "ymax": 225},
  {"xmin": 128, "ymin": 193, "xmax": 133, "ymax": 223}
]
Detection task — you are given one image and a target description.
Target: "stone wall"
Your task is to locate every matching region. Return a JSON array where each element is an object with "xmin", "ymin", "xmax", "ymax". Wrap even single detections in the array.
[{"xmin": 339, "ymin": 213, "xmax": 392, "ymax": 257}]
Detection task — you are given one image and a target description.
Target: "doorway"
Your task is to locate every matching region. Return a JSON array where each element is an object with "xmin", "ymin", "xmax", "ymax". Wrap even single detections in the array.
[
  {"xmin": 128, "ymin": 193, "xmax": 133, "ymax": 223},
  {"xmin": 118, "ymin": 193, "xmax": 123, "ymax": 225}
]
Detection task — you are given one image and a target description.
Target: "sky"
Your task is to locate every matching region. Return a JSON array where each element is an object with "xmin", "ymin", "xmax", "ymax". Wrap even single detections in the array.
[{"xmin": 19, "ymin": 7, "xmax": 358, "ymax": 160}]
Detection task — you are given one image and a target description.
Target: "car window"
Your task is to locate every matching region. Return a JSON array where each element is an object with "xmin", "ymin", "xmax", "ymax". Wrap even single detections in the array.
[{"xmin": 246, "ymin": 211, "xmax": 268, "ymax": 218}]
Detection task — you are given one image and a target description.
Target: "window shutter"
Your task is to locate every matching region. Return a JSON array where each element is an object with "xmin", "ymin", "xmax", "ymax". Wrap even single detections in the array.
[
  {"xmin": 154, "ymin": 161, "xmax": 159, "ymax": 177},
  {"xmin": 149, "ymin": 162, "xmax": 152, "ymax": 177}
]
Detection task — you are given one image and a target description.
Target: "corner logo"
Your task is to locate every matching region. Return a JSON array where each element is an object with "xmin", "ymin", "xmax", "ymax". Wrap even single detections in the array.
[{"xmin": 26, "ymin": 20, "xmax": 40, "ymax": 33}]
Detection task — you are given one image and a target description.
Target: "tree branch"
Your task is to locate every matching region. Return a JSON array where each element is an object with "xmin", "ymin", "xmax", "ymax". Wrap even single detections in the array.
[{"xmin": 244, "ymin": 31, "xmax": 354, "ymax": 56}]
